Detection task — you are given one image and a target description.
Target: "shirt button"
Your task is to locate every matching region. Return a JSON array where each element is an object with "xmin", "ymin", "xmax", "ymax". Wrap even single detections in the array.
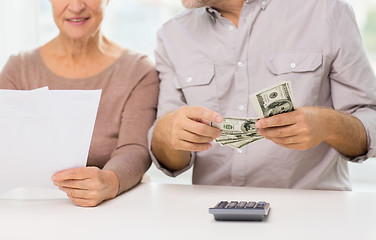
[
  {"xmin": 186, "ymin": 77, "xmax": 192, "ymax": 83},
  {"xmin": 237, "ymin": 61, "xmax": 243, "ymax": 67},
  {"xmin": 237, "ymin": 149, "xmax": 243, "ymax": 154},
  {"xmin": 238, "ymin": 105, "xmax": 245, "ymax": 111},
  {"xmin": 290, "ymin": 63, "xmax": 296, "ymax": 69},
  {"xmin": 261, "ymin": 1, "xmax": 266, "ymax": 7},
  {"xmin": 229, "ymin": 25, "xmax": 235, "ymax": 31}
]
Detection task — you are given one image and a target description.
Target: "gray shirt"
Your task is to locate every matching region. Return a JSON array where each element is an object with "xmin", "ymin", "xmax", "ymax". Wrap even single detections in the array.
[{"xmin": 149, "ymin": 0, "xmax": 376, "ymax": 190}]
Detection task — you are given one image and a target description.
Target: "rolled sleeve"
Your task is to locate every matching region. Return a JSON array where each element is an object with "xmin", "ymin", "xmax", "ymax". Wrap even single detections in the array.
[
  {"xmin": 346, "ymin": 108, "xmax": 376, "ymax": 162},
  {"xmin": 329, "ymin": 3, "xmax": 376, "ymax": 162}
]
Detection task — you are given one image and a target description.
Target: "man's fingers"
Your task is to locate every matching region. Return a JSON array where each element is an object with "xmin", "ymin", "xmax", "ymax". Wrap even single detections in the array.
[
  {"xmin": 259, "ymin": 124, "xmax": 299, "ymax": 138},
  {"xmin": 256, "ymin": 112, "xmax": 297, "ymax": 129},
  {"xmin": 160, "ymin": 106, "xmax": 222, "ymax": 151},
  {"xmin": 179, "ymin": 129, "xmax": 215, "ymax": 143},
  {"xmin": 268, "ymin": 136, "xmax": 300, "ymax": 145},
  {"xmin": 184, "ymin": 119, "xmax": 221, "ymax": 138},
  {"xmin": 182, "ymin": 106, "xmax": 223, "ymax": 124},
  {"xmin": 177, "ymin": 140, "xmax": 212, "ymax": 152}
]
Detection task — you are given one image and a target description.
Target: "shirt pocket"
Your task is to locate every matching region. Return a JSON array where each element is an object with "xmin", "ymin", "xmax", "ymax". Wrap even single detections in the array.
[
  {"xmin": 264, "ymin": 50, "xmax": 324, "ymax": 107},
  {"xmin": 265, "ymin": 50, "xmax": 323, "ymax": 75},
  {"xmin": 174, "ymin": 64, "xmax": 220, "ymax": 112}
]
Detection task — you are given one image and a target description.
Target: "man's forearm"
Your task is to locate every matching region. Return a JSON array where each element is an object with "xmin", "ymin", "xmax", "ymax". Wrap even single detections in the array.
[
  {"xmin": 324, "ymin": 109, "xmax": 367, "ymax": 157},
  {"xmin": 151, "ymin": 130, "xmax": 191, "ymax": 171}
]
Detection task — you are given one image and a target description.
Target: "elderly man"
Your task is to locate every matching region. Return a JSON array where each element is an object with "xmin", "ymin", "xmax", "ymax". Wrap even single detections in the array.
[{"xmin": 149, "ymin": 0, "xmax": 376, "ymax": 190}]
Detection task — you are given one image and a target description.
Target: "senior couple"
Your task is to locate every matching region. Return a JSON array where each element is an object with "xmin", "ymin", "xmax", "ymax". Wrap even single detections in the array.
[{"xmin": 0, "ymin": 0, "xmax": 375, "ymax": 207}]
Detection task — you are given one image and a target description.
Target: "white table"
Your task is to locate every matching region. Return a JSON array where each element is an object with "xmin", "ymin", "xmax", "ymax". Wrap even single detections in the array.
[{"xmin": 0, "ymin": 183, "xmax": 375, "ymax": 240}]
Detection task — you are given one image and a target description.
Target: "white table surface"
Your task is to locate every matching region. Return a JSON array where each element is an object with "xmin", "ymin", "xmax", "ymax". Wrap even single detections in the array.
[{"xmin": 0, "ymin": 183, "xmax": 375, "ymax": 240}]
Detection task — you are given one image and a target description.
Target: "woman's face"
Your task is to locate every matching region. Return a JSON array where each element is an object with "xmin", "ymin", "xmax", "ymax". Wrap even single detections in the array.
[{"xmin": 50, "ymin": 0, "xmax": 108, "ymax": 40}]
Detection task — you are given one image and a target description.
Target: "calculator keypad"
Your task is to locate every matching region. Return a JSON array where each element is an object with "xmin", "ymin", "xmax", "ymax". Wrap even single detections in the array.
[
  {"xmin": 209, "ymin": 200, "xmax": 270, "ymax": 221},
  {"xmin": 214, "ymin": 201, "xmax": 267, "ymax": 210}
]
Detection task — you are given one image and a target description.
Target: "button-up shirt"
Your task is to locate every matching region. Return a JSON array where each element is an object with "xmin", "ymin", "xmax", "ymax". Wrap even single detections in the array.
[{"xmin": 148, "ymin": 0, "xmax": 376, "ymax": 190}]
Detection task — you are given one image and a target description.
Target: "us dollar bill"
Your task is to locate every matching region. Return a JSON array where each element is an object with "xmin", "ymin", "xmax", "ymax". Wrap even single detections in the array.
[
  {"xmin": 211, "ymin": 117, "xmax": 264, "ymax": 148},
  {"xmin": 223, "ymin": 135, "xmax": 264, "ymax": 149},
  {"xmin": 212, "ymin": 82, "xmax": 296, "ymax": 149},
  {"xmin": 250, "ymin": 81, "xmax": 295, "ymax": 118},
  {"xmin": 211, "ymin": 117, "xmax": 259, "ymax": 135}
]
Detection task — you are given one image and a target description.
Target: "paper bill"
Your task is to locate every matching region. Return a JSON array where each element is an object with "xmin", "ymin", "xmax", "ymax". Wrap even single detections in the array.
[
  {"xmin": 224, "ymin": 135, "xmax": 264, "ymax": 149},
  {"xmin": 250, "ymin": 81, "xmax": 295, "ymax": 118},
  {"xmin": 212, "ymin": 117, "xmax": 259, "ymax": 135},
  {"xmin": 212, "ymin": 82, "xmax": 296, "ymax": 149},
  {"xmin": 211, "ymin": 117, "xmax": 264, "ymax": 148}
]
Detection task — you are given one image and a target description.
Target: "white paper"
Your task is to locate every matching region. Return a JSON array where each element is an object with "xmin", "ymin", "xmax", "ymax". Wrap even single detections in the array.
[{"xmin": 0, "ymin": 87, "xmax": 101, "ymax": 195}]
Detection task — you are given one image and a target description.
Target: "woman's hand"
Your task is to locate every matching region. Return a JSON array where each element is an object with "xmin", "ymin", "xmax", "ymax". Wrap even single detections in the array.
[{"xmin": 51, "ymin": 167, "xmax": 119, "ymax": 207}]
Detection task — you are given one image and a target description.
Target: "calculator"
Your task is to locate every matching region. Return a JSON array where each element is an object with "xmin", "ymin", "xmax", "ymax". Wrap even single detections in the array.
[{"xmin": 209, "ymin": 201, "xmax": 270, "ymax": 221}]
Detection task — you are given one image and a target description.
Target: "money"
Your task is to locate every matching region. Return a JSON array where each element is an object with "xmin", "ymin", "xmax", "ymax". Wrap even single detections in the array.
[
  {"xmin": 211, "ymin": 117, "xmax": 264, "ymax": 148},
  {"xmin": 212, "ymin": 81, "xmax": 296, "ymax": 149},
  {"xmin": 250, "ymin": 81, "xmax": 295, "ymax": 118}
]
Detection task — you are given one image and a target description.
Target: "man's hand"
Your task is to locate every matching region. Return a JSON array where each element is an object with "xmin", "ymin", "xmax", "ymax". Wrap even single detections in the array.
[
  {"xmin": 151, "ymin": 106, "xmax": 223, "ymax": 171},
  {"xmin": 51, "ymin": 167, "xmax": 119, "ymax": 207},
  {"xmin": 255, "ymin": 107, "xmax": 329, "ymax": 150},
  {"xmin": 255, "ymin": 106, "xmax": 367, "ymax": 157},
  {"xmin": 154, "ymin": 106, "xmax": 223, "ymax": 152}
]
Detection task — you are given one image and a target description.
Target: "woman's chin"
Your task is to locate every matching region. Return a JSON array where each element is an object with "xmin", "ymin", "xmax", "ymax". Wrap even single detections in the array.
[{"xmin": 61, "ymin": 32, "xmax": 93, "ymax": 41}]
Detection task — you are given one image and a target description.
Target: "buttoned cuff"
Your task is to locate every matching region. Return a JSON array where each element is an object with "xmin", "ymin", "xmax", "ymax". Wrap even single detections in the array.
[
  {"xmin": 339, "ymin": 108, "xmax": 376, "ymax": 163},
  {"xmin": 147, "ymin": 125, "xmax": 196, "ymax": 177}
]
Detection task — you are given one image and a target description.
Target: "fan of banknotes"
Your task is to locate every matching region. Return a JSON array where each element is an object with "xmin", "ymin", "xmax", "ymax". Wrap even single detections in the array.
[{"xmin": 211, "ymin": 81, "xmax": 295, "ymax": 149}]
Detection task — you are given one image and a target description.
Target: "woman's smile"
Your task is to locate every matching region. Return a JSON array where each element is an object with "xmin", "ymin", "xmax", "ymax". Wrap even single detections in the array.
[{"xmin": 66, "ymin": 17, "xmax": 90, "ymax": 25}]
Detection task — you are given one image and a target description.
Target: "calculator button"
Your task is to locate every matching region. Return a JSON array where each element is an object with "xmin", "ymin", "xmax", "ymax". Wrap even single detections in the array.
[
  {"xmin": 226, "ymin": 201, "xmax": 238, "ymax": 208},
  {"xmin": 216, "ymin": 201, "xmax": 229, "ymax": 209},
  {"xmin": 255, "ymin": 201, "xmax": 266, "ymax": 209},
  {"xmin": 245, "ymin": 201, "xmax": 256, "ymax": 208},
  {"xmin": 235, "ymin": 201, "xmax": 247, "ymax": 208}
]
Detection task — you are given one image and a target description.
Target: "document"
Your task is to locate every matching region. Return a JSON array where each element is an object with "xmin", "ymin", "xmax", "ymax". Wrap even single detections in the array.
[{"xmin": 0, "ymin": 87, "xmax": 101, "ymax": 194}]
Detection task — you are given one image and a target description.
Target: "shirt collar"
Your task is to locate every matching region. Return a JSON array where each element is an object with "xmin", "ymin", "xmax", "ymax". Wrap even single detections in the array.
[
  {"xmin": 205, "ymin": 7, "xmax": 219, "ymax": 23},
  {"xmin": 256, "ymin": 0, "xmax": 271, "ymax": 10},
  {"xmin": 205, "ymin": 0, "xmax": 271, "ymax": 22},
  {"xmin": 245, "ymin": 0, "xmax": 271, "ymax": 9}
]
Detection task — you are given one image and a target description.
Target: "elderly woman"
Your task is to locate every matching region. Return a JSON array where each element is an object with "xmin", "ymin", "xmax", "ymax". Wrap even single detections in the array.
[{"xmin": 0, "ymin": 0, "xmax": 159, "ymax": 206}]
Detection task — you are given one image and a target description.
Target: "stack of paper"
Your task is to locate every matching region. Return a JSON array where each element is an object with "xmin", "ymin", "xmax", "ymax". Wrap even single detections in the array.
[{"xmin": 0, "ymin": 87, "xmax": 101, "ymax": 194}]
